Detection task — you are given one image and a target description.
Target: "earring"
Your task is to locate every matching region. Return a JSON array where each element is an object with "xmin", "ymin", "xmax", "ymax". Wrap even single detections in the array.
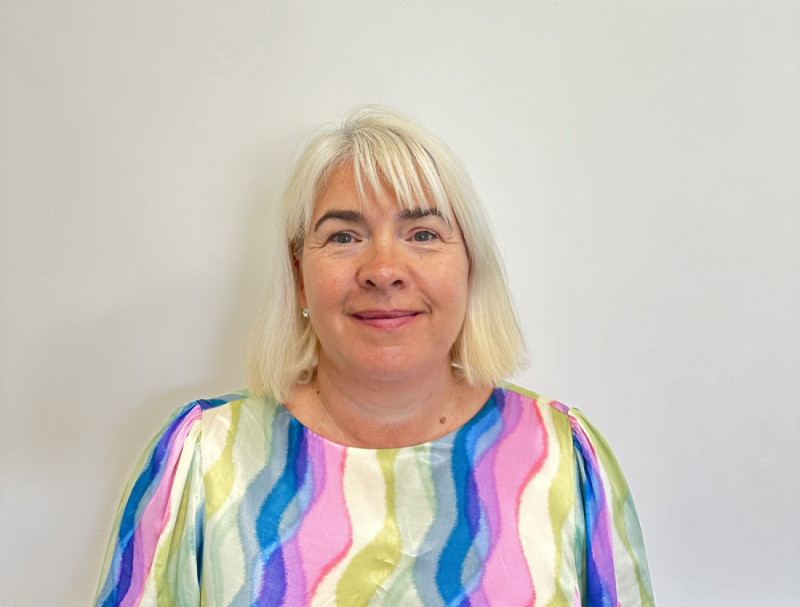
[{"xmin": 302, "ymin": 308, "xmax": 310, "ymax": 319}]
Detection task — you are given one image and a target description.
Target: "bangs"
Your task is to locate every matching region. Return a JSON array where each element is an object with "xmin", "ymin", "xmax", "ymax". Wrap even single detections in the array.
[{"xmin": 348, "ymin": 126, "xmax": 455, "ymax": 225}]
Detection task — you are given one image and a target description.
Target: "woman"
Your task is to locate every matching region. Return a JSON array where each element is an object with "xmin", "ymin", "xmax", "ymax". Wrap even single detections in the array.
[{"xmin": 95, "ymin": 107, "xmax": 654, "ymax": 606}]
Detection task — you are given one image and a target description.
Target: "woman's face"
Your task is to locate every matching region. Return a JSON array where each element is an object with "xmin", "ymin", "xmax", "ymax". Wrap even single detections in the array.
[{"xmin": 298, "ymin": 165, "xmax": 470, "ymax": 385}]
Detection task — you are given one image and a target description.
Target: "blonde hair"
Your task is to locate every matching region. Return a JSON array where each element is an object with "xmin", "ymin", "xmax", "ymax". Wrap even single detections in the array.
[{"xmin": 247, "ymin": 106, "xmax": 526, "ymax": 401}]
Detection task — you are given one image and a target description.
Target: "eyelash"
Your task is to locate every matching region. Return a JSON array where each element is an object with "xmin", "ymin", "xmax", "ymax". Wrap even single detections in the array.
[
  {"xmin": 328, "ymin": 232, "xmax": 356, "ymax": 245},
  {"xmin": 326, "ymin": 229, "xmax": 440, "ymax": 245},
  {"xmin": 411, "ymin": 229, "xmax": 438, "ymax": 242}
]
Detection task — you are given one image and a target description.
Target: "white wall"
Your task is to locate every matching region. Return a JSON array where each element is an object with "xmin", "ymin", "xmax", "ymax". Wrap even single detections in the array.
[{"xmin": 2, "ymin": 0, "xmax": 798, "ymax": 604}]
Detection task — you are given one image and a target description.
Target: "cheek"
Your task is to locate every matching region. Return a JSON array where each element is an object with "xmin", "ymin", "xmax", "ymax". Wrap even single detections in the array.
[
  {"xmin": 428, "ymin": 263, "xmax": 470, "ymax": 317},
  {"xmin": 441, "ymin": 258, "xmax": 470, "ymax": 294},
  {"xmin": 304, "ymin": 262, "xmax": 346, "ymax": 306}
]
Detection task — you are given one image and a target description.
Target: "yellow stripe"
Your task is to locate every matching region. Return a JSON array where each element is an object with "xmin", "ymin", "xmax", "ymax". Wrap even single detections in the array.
[
  {"xmin": 336, "ymin": 450, "xmax": 402, "ymax": 606},
  {"xmin": 544, "ymin": 411, "xmax": 575, "ymax": 607},
  {"xmin": 204, "ymin": 400, "xmax": 242, "ymax": 517}
]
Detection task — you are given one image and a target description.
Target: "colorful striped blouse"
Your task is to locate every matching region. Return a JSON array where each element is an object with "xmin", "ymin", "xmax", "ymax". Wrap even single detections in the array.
[{"xmin": 95, "ymin": 385, "xmax": 653, "ymax": 606}]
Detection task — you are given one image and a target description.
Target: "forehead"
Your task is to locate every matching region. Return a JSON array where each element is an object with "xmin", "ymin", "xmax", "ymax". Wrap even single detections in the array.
[{"xmin": 311, "ymin": 163, "xmax": 453, "ymax": 222}]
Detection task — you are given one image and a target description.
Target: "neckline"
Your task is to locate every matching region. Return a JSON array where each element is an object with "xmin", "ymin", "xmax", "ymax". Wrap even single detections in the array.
[{"xmin": 277, "ymin": 386, "xmax": 504, "ymax": 452}]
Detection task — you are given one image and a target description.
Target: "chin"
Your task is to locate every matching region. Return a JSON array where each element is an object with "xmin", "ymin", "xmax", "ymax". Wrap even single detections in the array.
[{"xmin": 344, "ymin": 355, "xmax": 448, "ymax": 384}]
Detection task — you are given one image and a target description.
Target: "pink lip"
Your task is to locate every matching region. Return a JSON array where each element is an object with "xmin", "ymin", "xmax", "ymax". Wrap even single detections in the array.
[{"xmin": 352, "ymin": 309, "xmax": 420, "ymax": 329}]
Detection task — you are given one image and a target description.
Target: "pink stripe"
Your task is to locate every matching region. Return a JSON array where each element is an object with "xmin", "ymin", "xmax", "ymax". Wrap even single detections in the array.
[
  {"xmin": 469, "ymin": 412, "xmax": 503, "ymax": 594},
  {"xmin": 479, "ymin": 392, "xmax": 548, "ymax": 606},
  {"xmin": 281, "ymin": 538, "xmax": 306, "ymax": 603},
  {"xmin": 292, "ymin": 439, "xmax": 352, "ymax": 602},
  {"xmin": 120, "ymin": 406, "xmax": 202, "ymax": 606}
]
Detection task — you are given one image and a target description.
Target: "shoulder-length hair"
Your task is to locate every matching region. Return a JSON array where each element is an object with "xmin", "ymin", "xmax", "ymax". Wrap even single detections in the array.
[{"xmin": 247, "ymin": 106, "xmax": 526, "ymax": 401}]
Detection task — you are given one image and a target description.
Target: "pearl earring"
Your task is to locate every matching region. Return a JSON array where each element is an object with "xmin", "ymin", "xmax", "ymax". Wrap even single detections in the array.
[{"xmin": 302, "ymin": 308, "xmax": 310, "ymax": 319}]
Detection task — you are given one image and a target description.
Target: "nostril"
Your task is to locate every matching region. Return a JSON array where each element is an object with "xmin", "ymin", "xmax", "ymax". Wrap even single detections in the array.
[{"xmin": 357, "ymin": 245, "xmax": 408, "ymax": 289}]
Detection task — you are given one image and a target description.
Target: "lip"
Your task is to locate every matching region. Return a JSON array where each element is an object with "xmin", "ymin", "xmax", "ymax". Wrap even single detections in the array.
[{"xmin": 351, "ymin": 309, "xmax": 421, "ymax": 329}]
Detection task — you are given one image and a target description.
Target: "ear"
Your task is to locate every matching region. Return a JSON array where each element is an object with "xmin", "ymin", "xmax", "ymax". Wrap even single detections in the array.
[{"xmin": 292, "ymin": 249, "xmax": 307, "ymax": 308}]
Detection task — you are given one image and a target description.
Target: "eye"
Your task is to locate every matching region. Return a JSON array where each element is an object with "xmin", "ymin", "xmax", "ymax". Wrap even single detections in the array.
[
  {"xmin": 329, "ymin": 232, "xmax": 354, "ymax": 245},
  {"xmin": 411, "ymin": 230, "xmax": 438, "ymax": 242}
]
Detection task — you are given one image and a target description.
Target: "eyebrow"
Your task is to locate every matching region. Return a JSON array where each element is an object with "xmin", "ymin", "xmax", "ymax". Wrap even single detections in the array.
[
  {"xmin": 312, "ymin": 207, "xmax": 444, "ymax": 232},
  {"xmin": 313, "ymin": 210, "xmax": 363, "ymax": 233},
  {"xmin": 398, "ymin": 208, "xmax": 443, "ymax": 221}
]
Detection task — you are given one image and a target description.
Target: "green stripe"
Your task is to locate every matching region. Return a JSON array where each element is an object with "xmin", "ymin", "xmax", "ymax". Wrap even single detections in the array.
[
  {"xmin": 545, "ymin": 410, "xmax": 575, "ymax": 607},
  {"xmin": 336, "ymin": 450, "xmax": 402, "ymax": 606},
  {"xmin": 205, "ymin": 400, "xmax": 241, "ymax": 516}
]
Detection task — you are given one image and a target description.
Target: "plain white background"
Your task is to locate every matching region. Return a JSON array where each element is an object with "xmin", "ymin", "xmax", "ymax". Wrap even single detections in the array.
[{"xmin": 1, "ymin": 0, "xmax": 798, "ymax": 605}]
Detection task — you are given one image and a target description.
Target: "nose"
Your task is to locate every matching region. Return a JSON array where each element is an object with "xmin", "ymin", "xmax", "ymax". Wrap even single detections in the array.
[{"xmin": 357, "ymin": 237, "xmax": 407, "ymax": 289}]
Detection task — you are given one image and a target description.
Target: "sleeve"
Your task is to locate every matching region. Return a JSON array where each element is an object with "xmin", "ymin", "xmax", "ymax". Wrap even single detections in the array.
[
  {"xmin": 94, "ymin": 402, "xmax": 206, "ymax": 607},
  {"xmin": 569, "ymin": 408, "xmax": 655, "ymax": 607}
]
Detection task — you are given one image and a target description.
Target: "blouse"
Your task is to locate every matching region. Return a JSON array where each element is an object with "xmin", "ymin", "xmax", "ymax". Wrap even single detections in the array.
[{"xmin": 95, "ymin": 384, "xmax": 654, "ymax": 606}]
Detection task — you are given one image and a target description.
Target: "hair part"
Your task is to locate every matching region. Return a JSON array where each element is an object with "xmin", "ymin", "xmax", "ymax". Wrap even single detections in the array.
[{"xmin": 247, "ymin": 106, "xmax": 526, "ymax": 401}]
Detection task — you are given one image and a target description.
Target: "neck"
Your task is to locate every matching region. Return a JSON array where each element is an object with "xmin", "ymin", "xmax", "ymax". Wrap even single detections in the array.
[{"xmin": 288, "ymin": 359, "xmax": 492, "ymax": 448}]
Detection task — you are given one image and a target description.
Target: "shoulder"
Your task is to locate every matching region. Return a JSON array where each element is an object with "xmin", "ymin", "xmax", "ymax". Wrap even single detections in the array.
[
  {"xmin": 154, "ymin": 391, "xmax": 248, "ymax": 434},
  {"xmin": 188, "ymin": 391, "xmax": 291, "ymax": 463},
  {"xmin": 500, "ymin": 384, "xmax": 633, "ymax": 496},
  {"xmin": 145, "ymin": 390, "xmax": 265, "ymax": 456},
  {"xmin": 496, "ymin": 381, "xmax": 576, "ymax": 428},
  {"xmin": 118, "ymin": 390, "xmax": 277, "ymax": 505},
  {"xmin": 499, "ymin": 383, "xmax": 636, "ymax": 506},
  {"xmin": 498, "ymin": 382, "xmax": 569, "ymax": 414},
  {"xmin": 191, "ymin": 390, "xmax": 253, "ymax": 420},
  {"xmin": 497, "ymin": 383, "xmax": 611, "ymax": 450},
  {"xmin": 172, "ymin": 390, "xmax": 267, "ymax": 426}
]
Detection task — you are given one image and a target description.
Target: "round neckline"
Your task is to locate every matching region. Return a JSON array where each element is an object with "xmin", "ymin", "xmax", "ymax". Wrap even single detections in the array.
[{"xmin": 276, "ymin": 386, "xmax": 503, "ymax": 452}]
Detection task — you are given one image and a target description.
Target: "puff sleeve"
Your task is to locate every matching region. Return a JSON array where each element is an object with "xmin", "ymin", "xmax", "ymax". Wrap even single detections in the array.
[
  {"xmin": 570, "ymin": 409, "xmax": 655, "ymax": 607},
  {"xmin": 94, "ymin": 401, "xmax": 207, "ymax": 607}
]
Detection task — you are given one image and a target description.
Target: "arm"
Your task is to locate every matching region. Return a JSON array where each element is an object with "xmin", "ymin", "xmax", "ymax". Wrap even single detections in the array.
[
  {"xmin": 570, "ymin": 409, "xmax": 654, "ymax": 607},
  {"xmin": 94, "ymin": 402, "xmax": 206, "ymax": 607}
]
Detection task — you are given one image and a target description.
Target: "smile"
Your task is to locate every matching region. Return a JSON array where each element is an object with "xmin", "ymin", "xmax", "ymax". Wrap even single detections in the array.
[{"xmin": 351, "ymin": 310, "xmax": 421, "ymax": 329}]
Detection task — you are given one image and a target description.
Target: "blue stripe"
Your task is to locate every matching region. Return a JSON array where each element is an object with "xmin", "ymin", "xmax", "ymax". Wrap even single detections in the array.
[
  {"xmin": 254, "ymin": 418, "xmax": 309, "ymax": 606},
  {"xmin": 576, "ymin": 438, "xmax": 613, "ymax": 607},
  {"xmin": 96, "ymin": 396, "xmax": 234, "ymax": 606},
  {"xmin": 436, "ymin": 395, "xmax": 501, "ymax": 606}
]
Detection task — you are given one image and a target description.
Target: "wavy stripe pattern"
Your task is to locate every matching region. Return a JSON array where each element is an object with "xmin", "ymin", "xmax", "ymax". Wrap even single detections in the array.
[{"xmin": 95, "ymin": 386, "xmax": 654, "ymax": 606}]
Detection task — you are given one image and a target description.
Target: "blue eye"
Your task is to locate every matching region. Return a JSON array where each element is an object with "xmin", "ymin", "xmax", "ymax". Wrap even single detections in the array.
[
  {"xmin": 330, "ymin": 232, "xmax": 354, "ymax": 244},
  {"xmin": 412, "ymin": 230, "xmax": 437, "ymax": 242}
]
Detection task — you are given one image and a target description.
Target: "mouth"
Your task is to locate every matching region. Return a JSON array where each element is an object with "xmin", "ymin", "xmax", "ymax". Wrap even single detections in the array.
[
  {"xmin": 351, "ymin": 309, "xmax": 421, "ymax": 328},
  {"xmin": 353, "ymin": 309, "xmax": 419, "ymax": 319}
]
